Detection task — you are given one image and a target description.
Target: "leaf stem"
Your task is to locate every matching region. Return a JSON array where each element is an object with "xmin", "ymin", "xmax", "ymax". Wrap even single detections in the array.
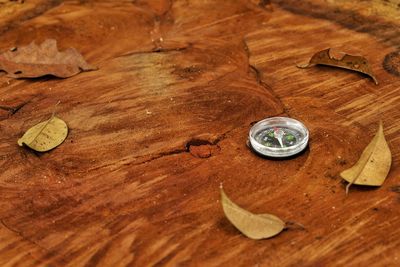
[
  {"xmin": 27, "ymin": 101, "xmax": 60, "ymax": 146},
  {"xmin": 285, "ymin": 221, "xmax": 306, "ymax": 230}
]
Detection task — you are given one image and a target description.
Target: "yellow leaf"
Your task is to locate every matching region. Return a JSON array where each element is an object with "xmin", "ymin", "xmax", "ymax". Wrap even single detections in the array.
[
  {"xmin": 341, "ymin": 121, "xmax": 391, "ymax": 194},
  {"xmin": 18, "ymin": 116, "xmax": 68, "ymax": 152},
  {"xmin": 220, "ymin": 187, "xmax": 285, "ymax": 240}
]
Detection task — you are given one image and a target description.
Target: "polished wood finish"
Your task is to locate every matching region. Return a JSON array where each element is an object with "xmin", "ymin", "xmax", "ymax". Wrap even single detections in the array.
[{"xmin": 1, "ymin": 0, "xmax": 399, "ymax": 266}]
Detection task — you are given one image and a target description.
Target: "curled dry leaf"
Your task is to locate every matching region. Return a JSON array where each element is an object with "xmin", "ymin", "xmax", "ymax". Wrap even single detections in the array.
[
  {"xmin": 0, "ymin": 39, "xmax": 96, "ymax": 78},
  {"xmin": 220, "ymin": 187, "xmax": 285, "ymax": 240},
  {"xmin": 18, "ymin": 113, "xmax": 68, "ymax": 152},
  {"xmin": 297, "ymin": 48, "xmax": 378, "ymax": 85},
  {"xmin": 341, "ymin": 121, "xmax": 391, "ymax": 194}
]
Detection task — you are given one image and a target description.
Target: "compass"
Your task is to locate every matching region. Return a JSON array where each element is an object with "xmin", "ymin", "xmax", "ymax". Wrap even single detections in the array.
[{"xmin": 249, "ymin": 117, "xmax": 309, "ymax": 158}]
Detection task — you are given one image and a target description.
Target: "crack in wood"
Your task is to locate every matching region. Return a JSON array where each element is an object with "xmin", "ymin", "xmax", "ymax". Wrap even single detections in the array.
[
  {"xmin": 243, "ymin": 39, "xmax": 289, "ymax": 115},
  {"xmin": 0, "ymin": 101, "xmax": 28, "ymax": 116},
  {"xmin": 116, "ymin": 45, "xmax": 190, "ymax": 59},
  {"xmin": 0, "ymin": 218, "xmax": 56, "ymax": 262},
  {"xmin": 78, "ymin": 124, "xmax": 249, "ymax": 175},
  {"xmin": 258, "ymin": 0, "xmax": 274, "ymax": 11},
  {"xmin": 129, "ymin": 127, "xmax": 236, "ymax": 166},
  {"xmin": 0, "ymin": 218, "xmax": 22, "ymax": 235},
  {"xmin": 0, "ymin": 0, "xmax": 64, "ymax": 35},
  {"xmin": 150, "ymin": 0, "xmax": 174, "ymax": 51},
  {"xmin": 273, "ymin": 0, "xmax": 400, "ymax": 49}
]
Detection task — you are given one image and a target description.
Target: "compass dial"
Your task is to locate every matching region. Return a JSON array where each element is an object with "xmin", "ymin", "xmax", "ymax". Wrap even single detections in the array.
[
  {"xmin": 254, "ymin": 127, "xmax": 301, "ymax": 148},
  {"xmin": 249, "ymin": 117, "xmax": 309, "ymax": 158}
]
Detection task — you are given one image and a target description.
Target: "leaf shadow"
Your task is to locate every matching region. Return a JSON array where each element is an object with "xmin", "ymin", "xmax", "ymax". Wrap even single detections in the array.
[
  {"xmin": 340, "ymin": 180, "xmax": 379, "ymax": 193},
  {"xmin": 217, "ymin": 216, "xmax": 303, "ymax": 239},
  {"xmin": 315, "ymin": 65, "xmax": 374, "ymax": 83},
  {"xmin": 15, "ymin": 74, "xmax": 65, "ymax": 82},
  {"xmin": 217, "ymin": 217, "xmax": 243, "ymax": 237},
  {"xmin": 20, "ymin": 146, "xmax": 45, "ymax": 158}
]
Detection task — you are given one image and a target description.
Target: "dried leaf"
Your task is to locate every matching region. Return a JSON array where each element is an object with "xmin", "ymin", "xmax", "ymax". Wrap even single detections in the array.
[
  {"xmin": 297, "ymin": 48, "xmax": 378, "ymax": 85},
  {"xmin": 220, "ymin": 187, "xmax": 285, "ymax": 240},
  {"xmin": 18, "ymin": 112, "xmax": 68, "ymax": 152},
  {"xmin": 0, "ymin": 39, "xmax": 96, "ymax": 78},
  {"xmin": 341, "ymin": 121, "xmax": 391, "ymax": 194}
]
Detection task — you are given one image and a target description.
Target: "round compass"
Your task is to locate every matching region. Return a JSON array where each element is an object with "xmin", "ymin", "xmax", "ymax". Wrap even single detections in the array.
[{"xmin": 249, "ymin": 117, "xmax": 309, "ymax": 158}]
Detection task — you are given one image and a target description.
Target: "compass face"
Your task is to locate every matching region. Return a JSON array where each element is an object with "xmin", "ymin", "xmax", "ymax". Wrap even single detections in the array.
[
  {"xmin": 249, "ymin": 117, "xmax": 309, "ymax": 158},
  {"xmin": 254, "ymin": 127, "xmax": 301, "ymax": 148}
]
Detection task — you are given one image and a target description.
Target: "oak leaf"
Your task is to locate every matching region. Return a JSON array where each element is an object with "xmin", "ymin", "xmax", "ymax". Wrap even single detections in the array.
[
  {"xmin": 297, "ymin": 48, "xmax": 378, "ymax": 84},
  {"xmin": 0, "ymin": 39, "xmax": 96, "ymax": 78}
]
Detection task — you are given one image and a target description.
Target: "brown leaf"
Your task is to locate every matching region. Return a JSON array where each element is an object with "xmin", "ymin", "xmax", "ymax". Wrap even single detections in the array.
[
  {"xmin": 340, "ymin": 121, "xmax": 392, "ymax": 194},
  {"xmin": 220, "ymin": 187, "xmax": 285, "ymax": 240},
  {"xmin": 297, "ymin": 48, "xmax": 378, "ymax": 85},
  {"xmin": 0, "ymin": 39, "xmax": 96, "ymax": 78}
]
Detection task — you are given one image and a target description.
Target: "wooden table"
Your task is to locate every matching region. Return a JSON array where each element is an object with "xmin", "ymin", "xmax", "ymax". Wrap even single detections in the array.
[{"xmin": 1, "ymin": 0, "xmax": 399, "ymax": 266}]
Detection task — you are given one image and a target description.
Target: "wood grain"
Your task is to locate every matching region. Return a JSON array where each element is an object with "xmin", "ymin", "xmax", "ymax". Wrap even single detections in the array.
[{"xmin": 0, "ymin": 0, "xmax": 399, "ymax": 266}]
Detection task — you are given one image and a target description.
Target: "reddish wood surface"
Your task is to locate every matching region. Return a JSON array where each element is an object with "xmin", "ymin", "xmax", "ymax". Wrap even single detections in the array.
[{"xmin": 0, "ymin": 0, "xmax": 400, "ymax": 266}]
